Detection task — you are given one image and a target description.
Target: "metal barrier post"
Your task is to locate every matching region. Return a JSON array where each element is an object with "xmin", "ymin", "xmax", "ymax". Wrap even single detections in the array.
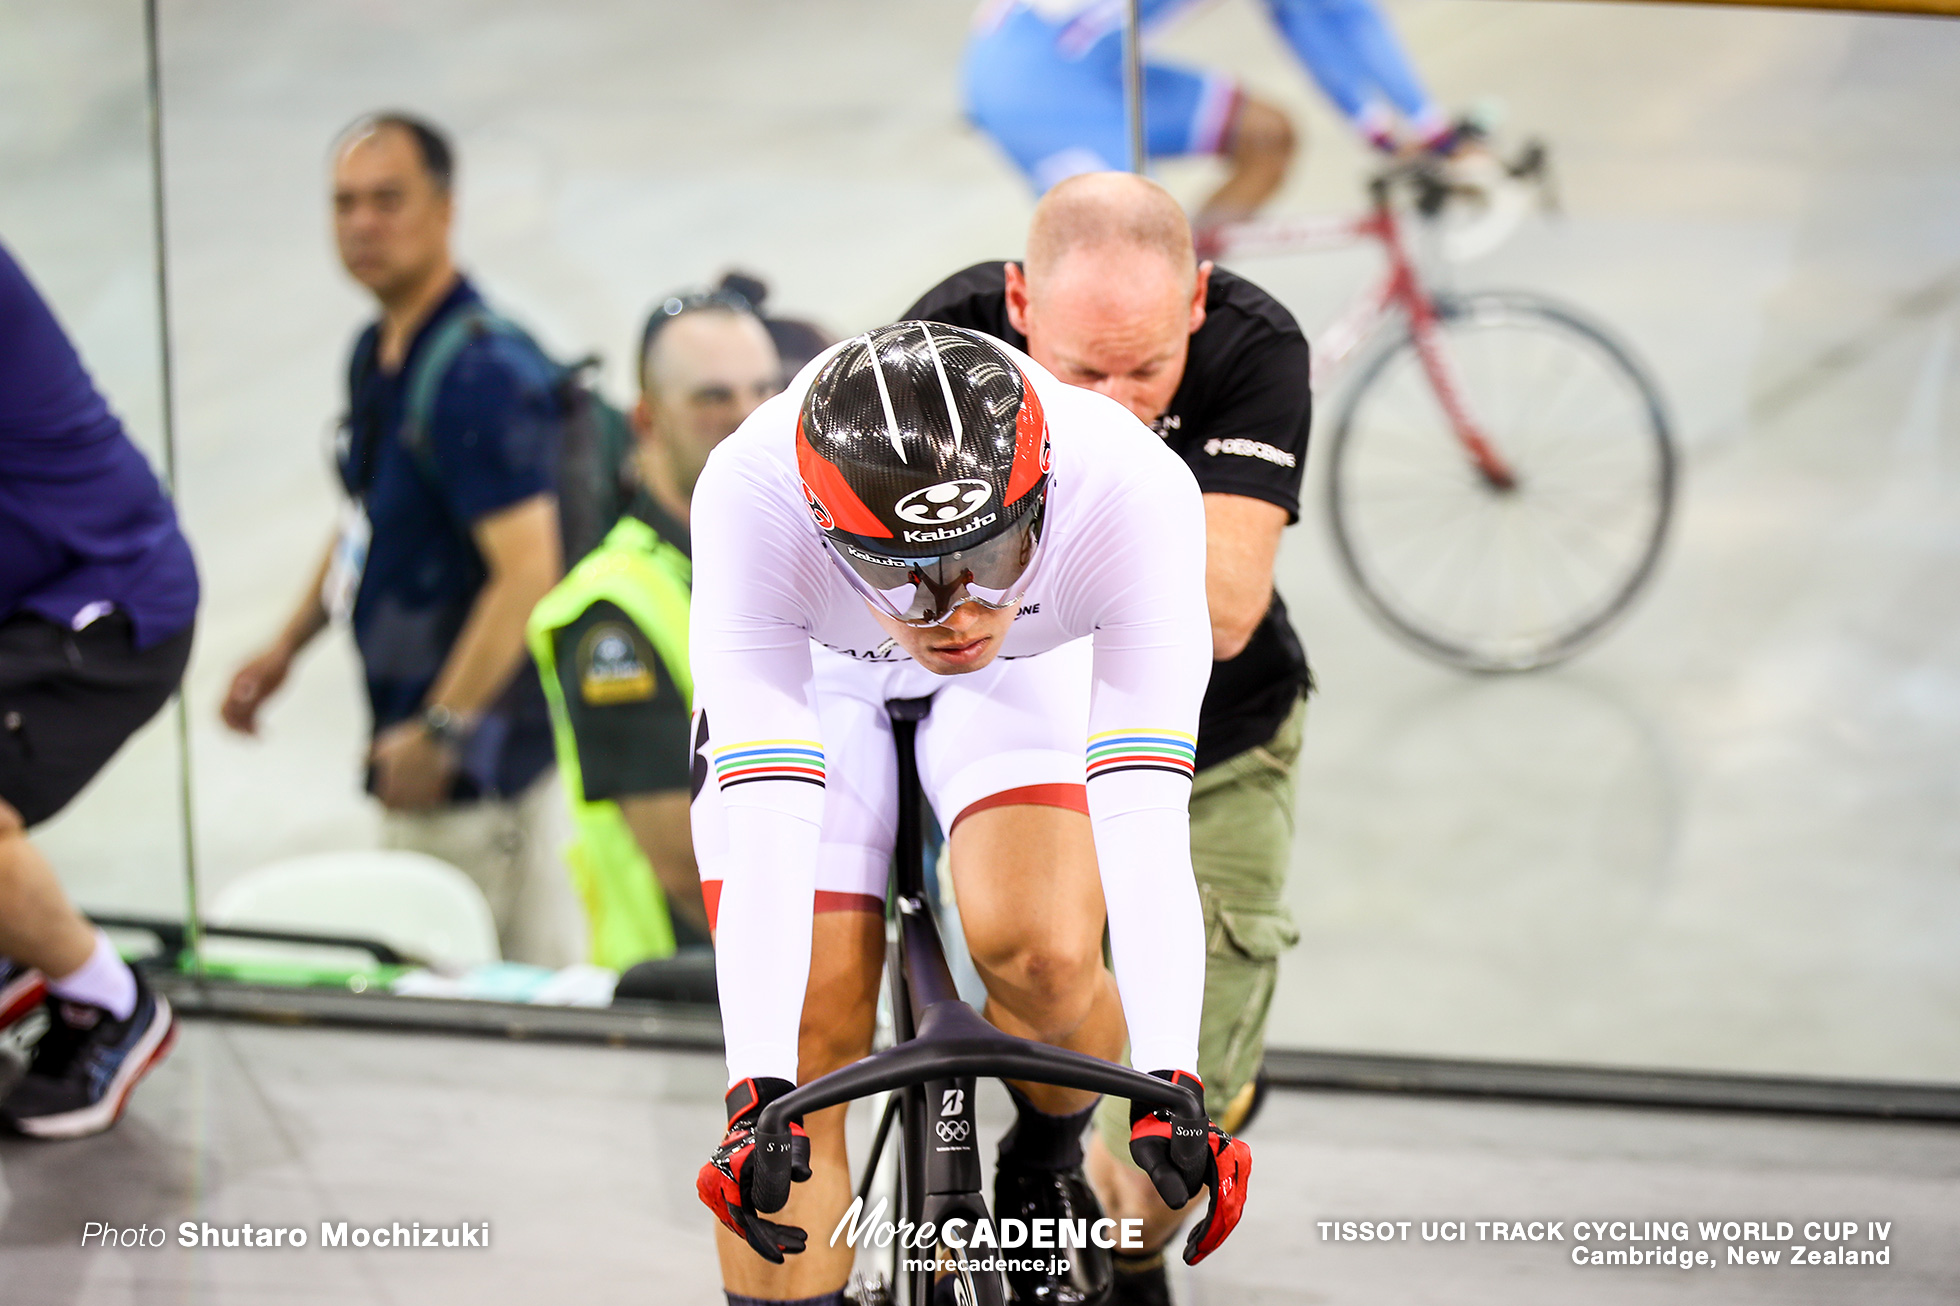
[{"xmin": 1123, "ymin": 0, "xmax": 1145, "ymax": 173}]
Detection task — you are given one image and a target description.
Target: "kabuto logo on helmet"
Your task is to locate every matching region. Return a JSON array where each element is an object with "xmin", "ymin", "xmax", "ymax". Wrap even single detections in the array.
[
  {"xmin": 894, "ymin": 479, "xmax": 992, "ymax": 526},
  {"xmin": 903, "ymin": 511, "xmax": 997, "ymax": 545}
]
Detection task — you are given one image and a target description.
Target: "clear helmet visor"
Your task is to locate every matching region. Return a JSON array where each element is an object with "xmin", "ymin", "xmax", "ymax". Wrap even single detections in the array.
[{"xmin": 828, "ymin": 499, "xmax": 1046, "ymax": 627}]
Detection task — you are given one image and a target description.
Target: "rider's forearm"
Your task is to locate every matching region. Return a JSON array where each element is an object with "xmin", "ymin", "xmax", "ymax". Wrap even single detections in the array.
[
  {"xmin": 1090, "ymin": 784, "xmax": 1206, "ymax": 1077},
  {"xmin": 711, "ymin": 806, "xmax": 821, "ymax": 1085},
  {"xmin": 1081, "ymin": 454, "xmax": 1212, "ymax": 1077},
  {"xmin": 687, "ymin": 447, "xmax": 836, "ymax": 1085}
]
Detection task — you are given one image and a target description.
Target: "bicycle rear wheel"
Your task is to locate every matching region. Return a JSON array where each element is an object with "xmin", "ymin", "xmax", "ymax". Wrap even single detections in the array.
[{"xmin": 1327, "ymin": 291, "xmax": 1675, "ymax": 672}]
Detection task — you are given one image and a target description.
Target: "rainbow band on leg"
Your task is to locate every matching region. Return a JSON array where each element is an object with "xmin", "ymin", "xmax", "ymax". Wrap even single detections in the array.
[
  {"xmin": 713, "ymin": 740, "xmax": 826, "ymax": 790},
  {"xmin": 1086, "ymin": 730, "xmax": 1198, "ymax": 782}
]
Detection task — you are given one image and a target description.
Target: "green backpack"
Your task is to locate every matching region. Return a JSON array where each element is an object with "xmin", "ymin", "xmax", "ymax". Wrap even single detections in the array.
[{"xmin": 394, "ymin": 304, "xmax": 635, "ymax": 564}]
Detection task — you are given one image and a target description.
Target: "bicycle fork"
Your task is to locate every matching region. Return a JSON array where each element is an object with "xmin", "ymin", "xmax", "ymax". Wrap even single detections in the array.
[
  {"xmin": 1377, "ymin": 207, "xmax": 1519, "ymax": 492},
  {"xmin": 1409, "ymin": 296, "xmax": 1517, "ymax": 491}
]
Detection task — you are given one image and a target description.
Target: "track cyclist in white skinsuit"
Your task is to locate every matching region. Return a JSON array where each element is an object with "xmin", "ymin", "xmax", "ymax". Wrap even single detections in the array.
[{"xmin": 691, "ymin": 322, "xmax": 1253, "ymax": 1306}]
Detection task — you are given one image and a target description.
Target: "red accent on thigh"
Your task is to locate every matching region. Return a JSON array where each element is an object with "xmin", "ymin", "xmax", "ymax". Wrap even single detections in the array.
[
  {"xmin": 813, "ymin": 890, "xmax": 885, "ymax": 915},
  {"xmin": 950, "ymin": 782, "xmax": 1089, "ymax": 833},
  {"xmin": 704, "ymin": 883, "xmax": 878, "ymax": 928}
]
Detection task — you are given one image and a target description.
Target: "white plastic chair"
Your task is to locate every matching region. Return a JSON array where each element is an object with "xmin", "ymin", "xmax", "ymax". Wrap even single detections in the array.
[{"xmin": 207, "ymin": 850, "xmax": 501, "ymax": 970}]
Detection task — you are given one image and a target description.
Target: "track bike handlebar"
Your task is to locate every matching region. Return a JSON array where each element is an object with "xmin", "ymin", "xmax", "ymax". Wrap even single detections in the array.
[{"xmin": 755, "ymin": 999, "xmax": 1203, "ymax": 1139}]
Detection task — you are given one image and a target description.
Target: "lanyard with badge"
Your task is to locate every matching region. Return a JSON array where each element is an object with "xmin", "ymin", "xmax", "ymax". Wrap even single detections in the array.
[
  {"xmin": 321, "ymin": 499, "xmax": 370, "ymax": 626},
  {"xmin": 321, "ymin": 377, "xmax": 382, "ymax": 625}
]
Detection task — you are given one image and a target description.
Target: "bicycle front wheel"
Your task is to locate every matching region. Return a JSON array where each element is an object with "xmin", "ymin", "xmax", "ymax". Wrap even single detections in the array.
[{"xmin": 1327, "ymin": 292, "xmax": 1676, "ymax": 672}]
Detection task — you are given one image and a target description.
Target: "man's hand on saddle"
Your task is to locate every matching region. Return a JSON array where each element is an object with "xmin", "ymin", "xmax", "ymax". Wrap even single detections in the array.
[
  {"xmin": 698, "ymin": 1077, "xmax": 813, "ymax": 1262},
  {"xmin": 1128, "ymin": 1069, "xmax": 1254, "ymax": 1264}
]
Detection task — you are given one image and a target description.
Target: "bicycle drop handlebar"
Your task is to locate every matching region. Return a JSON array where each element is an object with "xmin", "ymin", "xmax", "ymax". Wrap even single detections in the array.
[
  {"xmin": 756, "ymin": 1000, "xmax": 1203, "ymax": 1137},
  {"xmin": 1367, "ymin": 137, "xmax": 1553, "ymax": 219}
]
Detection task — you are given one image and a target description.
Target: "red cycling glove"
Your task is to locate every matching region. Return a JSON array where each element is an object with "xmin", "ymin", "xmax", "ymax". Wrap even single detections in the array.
[
  {"xmin": 1128, "ymin": 1069, "xmax": 1253, "ymax": 1265},
  {"xmin": 697, "ymin": 1076, "xmax": 812, "ymax": 1263}
]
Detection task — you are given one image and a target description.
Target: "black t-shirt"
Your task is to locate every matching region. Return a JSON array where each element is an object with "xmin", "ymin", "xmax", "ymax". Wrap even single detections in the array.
[
  {"xmin": 904, "ymin": 262, "xmax": 1313, "ymax": 770},
  {"xmin": 551, "ymin": 491, "xmax": 693, "ymax": 801}
]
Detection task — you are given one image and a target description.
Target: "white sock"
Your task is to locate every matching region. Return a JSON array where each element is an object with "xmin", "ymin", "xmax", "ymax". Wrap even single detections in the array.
[{"xmin": 48, "ymin": 929, "xmax": 137, "ymax": 1022}]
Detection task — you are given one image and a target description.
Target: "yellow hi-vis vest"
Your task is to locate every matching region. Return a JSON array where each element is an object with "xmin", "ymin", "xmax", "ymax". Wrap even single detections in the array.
[{"xmin": 526, "ymin": 514, "xmax": 693, "ymax": 969}]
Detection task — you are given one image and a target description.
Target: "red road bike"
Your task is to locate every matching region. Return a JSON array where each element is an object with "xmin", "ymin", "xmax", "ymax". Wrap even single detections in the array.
[{"xmin": 1215, "ymin": 149, "xmax": 1676, "ymax": 672}]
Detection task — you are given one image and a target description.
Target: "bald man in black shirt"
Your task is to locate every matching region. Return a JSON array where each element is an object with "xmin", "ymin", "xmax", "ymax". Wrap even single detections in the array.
[{"xmin": 906, "ymin": 172, "xmax": 1311, "ymax": 1306}]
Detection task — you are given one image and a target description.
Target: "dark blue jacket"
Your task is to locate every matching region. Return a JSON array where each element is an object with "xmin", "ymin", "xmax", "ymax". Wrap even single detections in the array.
[{"xmin": 0, "ymin": 241, "xmax": 198, "ymax": 649}]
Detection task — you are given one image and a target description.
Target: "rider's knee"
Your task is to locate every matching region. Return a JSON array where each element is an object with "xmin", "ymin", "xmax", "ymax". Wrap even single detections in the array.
[
  {"xmin": 984, "ymin": 938, "xmax": 1103, "ymax": 1035},
  {"xmin": 1231, "ymin": 97, "xmax": 1296, "ymax": 160}
]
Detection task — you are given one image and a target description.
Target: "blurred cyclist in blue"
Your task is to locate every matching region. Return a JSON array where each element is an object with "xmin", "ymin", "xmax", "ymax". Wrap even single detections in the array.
[{"xmin": 965, "ymin": 0, "xmax": 1465, "ymax": 231}]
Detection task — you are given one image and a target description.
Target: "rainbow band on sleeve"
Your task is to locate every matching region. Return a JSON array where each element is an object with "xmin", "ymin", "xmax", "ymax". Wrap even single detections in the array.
[
  {"xmin": 1085, "ymin": 729, "xmax": 1198, "ymax": 782},
  {"xmin": 713, "ymin": 740, "xmax": 826, "ymax": 789}
]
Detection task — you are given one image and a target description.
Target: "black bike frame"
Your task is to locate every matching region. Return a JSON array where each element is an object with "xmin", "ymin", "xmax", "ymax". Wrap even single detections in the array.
[{"xmin": 755, "ymin": 696, "xmax": 1204, "ymax": 1302}]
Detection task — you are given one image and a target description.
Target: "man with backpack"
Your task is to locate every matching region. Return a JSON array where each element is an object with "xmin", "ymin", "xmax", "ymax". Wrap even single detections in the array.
[{"xmin": 220, "ymin": 113, "xmax": 583, "ymax": 967}]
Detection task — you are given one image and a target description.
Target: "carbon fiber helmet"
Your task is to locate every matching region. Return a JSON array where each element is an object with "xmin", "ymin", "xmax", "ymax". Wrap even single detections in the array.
[
  {"xmin": 796, "ymin": 323, "xmax": 1052, "ymax": 625},
  {"xmin": 798, "ymin": 321, "xmax": 1049, "ymax": 555}
]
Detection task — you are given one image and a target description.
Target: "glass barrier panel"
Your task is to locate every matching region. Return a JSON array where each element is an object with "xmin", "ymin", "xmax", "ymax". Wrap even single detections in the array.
[{"xmin": 155, "ymin": 0, "xmax": 1960, "ymax": 1089}]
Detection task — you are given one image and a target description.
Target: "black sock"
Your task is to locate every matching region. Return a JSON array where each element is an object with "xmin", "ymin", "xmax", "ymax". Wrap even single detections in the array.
[
  {"xmin": 725, "ymin": 1293, "xmax": 845, "ymax": 1306},
  {"xmin": 998, "ymin": 1083, "xmax": 1099, "ymax": 1170}
]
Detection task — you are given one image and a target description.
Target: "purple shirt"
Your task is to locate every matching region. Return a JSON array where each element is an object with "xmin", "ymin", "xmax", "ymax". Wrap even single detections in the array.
[{"xmin": 0, "ymin": 241, "xmax": 197, "ymax": 648}]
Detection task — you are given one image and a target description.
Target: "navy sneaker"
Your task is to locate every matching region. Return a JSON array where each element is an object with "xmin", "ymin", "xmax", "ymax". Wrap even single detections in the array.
[{"xmin": 2, "ymin": 969, "xmax": 175, "ymax": 1139}]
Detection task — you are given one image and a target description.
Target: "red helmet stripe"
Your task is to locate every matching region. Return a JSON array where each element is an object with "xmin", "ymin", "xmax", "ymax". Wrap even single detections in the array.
[
  {"xmin": 796, "ymin": 414, "xmax": 893, "ymax": 538},
  {"xmin": 1003, "ymin": 377, "xmax": 1048, "ymax": 507}
]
